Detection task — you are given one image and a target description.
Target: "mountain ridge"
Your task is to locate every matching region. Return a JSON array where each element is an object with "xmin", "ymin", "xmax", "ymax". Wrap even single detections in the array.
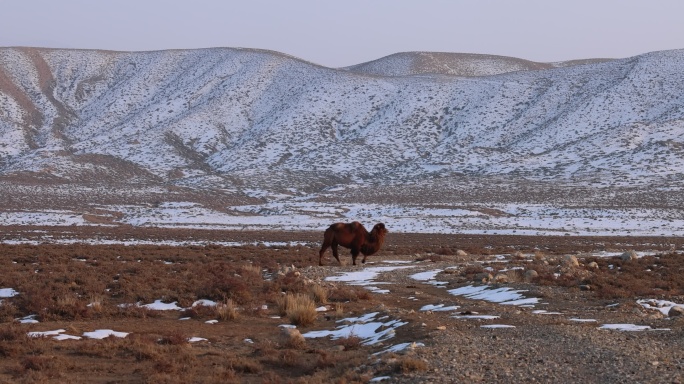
[
  {"xmin": 342, "ymin": 51, "xmax": 614, "ymax": 77},
  {"xmin": 1, "ymin": 46, "xmax": 683, "ymax": 196}
]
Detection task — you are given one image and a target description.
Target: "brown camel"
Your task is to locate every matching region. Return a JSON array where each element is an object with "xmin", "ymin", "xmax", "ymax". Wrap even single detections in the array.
[{"xmin": 318, "ymin": 222, "xmax": 388, "ymax": 266}]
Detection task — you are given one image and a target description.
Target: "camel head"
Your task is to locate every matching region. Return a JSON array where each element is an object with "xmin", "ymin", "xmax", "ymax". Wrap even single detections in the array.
[{"xmin": 371, "ymin": 223, "xmax": 388, "ymax": 238}]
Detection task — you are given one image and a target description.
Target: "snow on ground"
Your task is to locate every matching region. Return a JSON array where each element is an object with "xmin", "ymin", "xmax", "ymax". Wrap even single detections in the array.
[
  {"xmin": 0, "ymin": 211, "xmax": 90, "ymax": 227},
  {"xmin": 0, "ymin": 288, "xmax": 19, "ymax": 298},
  {"xmin": 28, "ymin": 329, "xmax": 131, "ymax": 340},
  {"xmin": 83, "ymin": 329, "xmax": 129, "ymax": 339},
  {"xmin": 325, "ymin": 265, "xmax": 416, "ymax": 294},
  {"xmin": 448, "ymin": 285, "xmax": 540, "ymax": 306},
  {"xmin": 420, "ymin": 304, "xmax": 460, "ymax": 312},
  {"xmin": 3, "ymin": 199, "xmax": 684, "ymax": 238},
  {"xmin": 453, "ymin": 314, "xmax": 501, "ymax": 320},
  {"xmin": 302, "ymin": 312, "xmax": 407, "ymax": 346},
  {"xmin": 637, "ymin": 299, "xmax": 684, "ymax": 315},
  {"xmin": 410, "ymin": 269, "xmax": 449, "ymax": 287},
  {"xmin": 142, "ymin": 300, "xmax": 183, "ymax": 311},
  {"xmin": 598, "ymin": 324, "xmax": 660, "ymax": 332}
]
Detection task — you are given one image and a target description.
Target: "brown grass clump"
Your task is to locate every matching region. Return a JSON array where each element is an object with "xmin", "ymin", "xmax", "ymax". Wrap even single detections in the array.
[
  {"xmin": 238, "ymin": 263, "xmax": 263, "ymax": 278},
  {"xmin": 215, "ymin": 299, "xmax": 239, "ymax": 321},
  {"xmin": 276, "ymin": 293, "xmax": 318, "ymax": 327},
  {"xmin": 310, "ymin": 284, "xmax": 329, "ymax": 304},
  {"xmin": 336, "ymin": 335, "xmax": 362, "ymax": 351},
  {"xmin": 329, "ymin": 286, "xmax": 371, "ymax": 302},
  {"xmin": 399, "ymin": 357, "xmax": 428, "ymax": 373},
  {"xmin": 158, "ymin": 330, "xmax": 189, "ymax": 346}
]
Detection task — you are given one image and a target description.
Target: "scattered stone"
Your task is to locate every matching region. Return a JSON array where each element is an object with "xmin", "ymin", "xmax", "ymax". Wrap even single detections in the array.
[
  {"xmin": 456, "ymin": 250, "xmax": 468, "ymax": 257},
  {"xmin": 562, "ymin": 255, "xmax": 579, "ymax": 268},
  {"xmin": 436, "ymin": 326, "xmax": 446, "ymax": 330},
  {"xmin": 494, "ymin": 273, "xmax": 508, "ymax": 283},
  {"xmin": 587, "ymin": 261, "xmax": 599, "ymax": 269},
  {"xmin": 474, "ymin": 273, "xmax": 493, "ymax": 283},
  {"xmin": 579, "ymin": 284, "xmax": 592, "ymax": 291},
  {"xmin": 524, "ymin": 270, "xmax": 539, "ymax": 282},
  {"xmin": 620, "ymin": 250, "xmax": 638, "ymax": 261},
  {"xmin": 280, "ymin": 327, "xmax": 306, "ymax": 348},
  {"xmin": 668, "ymin": 306, "xmax": 684, "ymax": 317}
]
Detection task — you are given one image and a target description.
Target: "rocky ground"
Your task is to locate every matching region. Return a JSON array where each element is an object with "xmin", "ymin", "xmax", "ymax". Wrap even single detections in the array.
[
  {"xmin": 1, "ymin": 227, "xmax": 683, "ymax": 383},
  {"xmin": 300, "ymin": 251, "xmax": 684, "ymax": 383}
]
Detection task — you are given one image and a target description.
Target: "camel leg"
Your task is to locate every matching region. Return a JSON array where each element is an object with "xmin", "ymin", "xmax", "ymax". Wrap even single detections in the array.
[
  {"xmin": 361, "ymin": 254, "xmax": 367, "ymax": 264},
  {"xmin": 331, "ymin": 242, "xmax": 341, "ymax": 265},
  {"xmin": 351, "ymin": 248, "xmax": 360, "ymax": 266},
  {"xmin": 319, "ymin": 239, "xmax": 331, "ymax": 266}
]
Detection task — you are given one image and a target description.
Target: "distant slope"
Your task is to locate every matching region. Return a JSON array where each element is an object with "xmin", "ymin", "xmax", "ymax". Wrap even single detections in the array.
[
  {"xmin": 0, "ymin": 47, "xmax": 683, "ymax": 193},
  {"xmin": 342, "ymin": 51, "xmax": 614, "ymax": 77}
]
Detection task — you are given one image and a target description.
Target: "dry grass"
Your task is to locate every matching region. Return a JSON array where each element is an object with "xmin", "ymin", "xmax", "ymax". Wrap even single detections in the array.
[
  {"xmin": 215, "ymin": 299, "xmax": 239, "ymax": 321},
  {"xmin": 0, "ymin": 243, "xmax": 375, "ymax": 383},
  {"xmin": 399, "ymin": 357, "xmax": 428, "ymax": 373},
  {"xmin": 309, "ymin": 284, "xmax": 329, "ymax": 304},
  {"xmin": 276, "ymin": 293, "xmax": 318, "ymax": 327}
]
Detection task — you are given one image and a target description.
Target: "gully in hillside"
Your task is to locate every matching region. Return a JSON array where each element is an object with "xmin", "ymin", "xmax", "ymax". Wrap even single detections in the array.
[{"xmin": 318, "ymin": 222, "xmax": 388, "ymax": 266}]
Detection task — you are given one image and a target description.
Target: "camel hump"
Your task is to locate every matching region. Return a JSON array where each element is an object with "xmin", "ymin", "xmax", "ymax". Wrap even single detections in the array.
[{"xmin": 328, "ymin": 222, "xmax": 347, "ymax": 231}]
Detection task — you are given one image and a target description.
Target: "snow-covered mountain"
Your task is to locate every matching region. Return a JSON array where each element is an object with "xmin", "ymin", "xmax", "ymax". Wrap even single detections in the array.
[{"xmin": 1, "ymin": 46, "xmax": 683, "ymax": 197}]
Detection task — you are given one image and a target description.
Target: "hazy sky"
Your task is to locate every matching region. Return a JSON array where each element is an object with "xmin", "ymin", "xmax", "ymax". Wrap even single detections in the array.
[{"xmin": 2, "ymin": 0, "xmax": 683, "ymax": 67}]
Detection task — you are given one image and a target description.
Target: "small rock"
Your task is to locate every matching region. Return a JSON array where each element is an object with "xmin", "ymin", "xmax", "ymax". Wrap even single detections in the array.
[
  {"xmin": 620, "ymin": 250, "xmax": 638, "ymax": 261},
  {"xmin": 456, "ymin": 250, "xmax": 468, "ymax": 257},
  {"xmin": 579, "ymin": 284, "xmax": 592, "ymax": 291},
  {"xmin": 563, "ymin": 255, "xmax": 579, "ymax": 268},
  {"xmin": 436, "ymin": 325, "xmax": 446, "ymax": 330},
  {"xmin": 474, "ymin": 272, "xmax": 493, "ymax": 283},
  {"xmin": 524, "ymin": 270, "xmax": 539, "ymax": 282},
  {"xmin": 669, "ymin": 306, "xmax": 684, "ymax": 317},
  {"xmin": 494, "ymin": 273, "xmax": 508, "ymax": 283},
  {"xmin": 587, "ymin": 261, "xmax": 599, "ymax": 269}
]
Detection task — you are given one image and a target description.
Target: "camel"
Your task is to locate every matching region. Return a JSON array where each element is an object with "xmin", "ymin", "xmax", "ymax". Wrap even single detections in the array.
[{"xmin": 318, "ymin": 222, "xmax": 388, "ymax": 266}]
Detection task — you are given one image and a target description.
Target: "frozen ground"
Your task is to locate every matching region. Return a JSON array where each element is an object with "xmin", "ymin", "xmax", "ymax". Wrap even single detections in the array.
[{"xmin": 1, "ymin": 198, "xmax": 682, "ymax": 237}]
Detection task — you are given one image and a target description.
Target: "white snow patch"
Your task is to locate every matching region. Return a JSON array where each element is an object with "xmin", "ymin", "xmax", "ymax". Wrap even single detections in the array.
[
  {"xmin": 142, "ymin": 300, "xmax": 183, "ymax": 311},
  {"xmin": 452, "ymin": 314, "xmax": 500, "ymax": 320},
  {"xmin": 83, "ymin": 329, "xmax": 129, "ymax": 339},
  {"xmin": 448, "ymin": 285, "xmax": 539, "ymax": 306},
  {"xmin": 302, "ymin": 312, "xmax": 406, "ymax": 345},
  {"xmin": 0, "ymin": 288, "xmax": 19, "ymax": 298},
  {"xmin": 598, "ymin": 324, "xmax": 653, "ymax": 331},
  {"xmin": 373, "ymin": 342, "xmax": 425, "ymax": 355},
  {"xmin": 420, "ymin": 304, "xmax": 460, "ymax": 312},
  {"xmin": 325, "ymin": 265, "xmax": 415, "ymax": 294},
  {"xmin": 16, "ymin": 315, "xmax": 39, "ymax": 324},
  {"xmin": 637, "ymin": 299, "xmax": 684, "ymax": 316}
]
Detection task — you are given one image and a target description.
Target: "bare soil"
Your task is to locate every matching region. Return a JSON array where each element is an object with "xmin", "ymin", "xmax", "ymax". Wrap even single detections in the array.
[{"xmin": 0, "ymin": 227, "xmax": 683, "ymax": 383}]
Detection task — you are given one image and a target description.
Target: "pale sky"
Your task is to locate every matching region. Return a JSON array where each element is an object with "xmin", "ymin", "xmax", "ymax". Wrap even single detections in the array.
[{"xmin": 1, "ymin": 0, "xmax": 683, "ymax": 68}]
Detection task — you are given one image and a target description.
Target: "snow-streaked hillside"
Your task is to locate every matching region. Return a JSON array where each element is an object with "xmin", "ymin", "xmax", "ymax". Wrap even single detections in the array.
[{"xmin": 1, "ymin": 47, "xmax": 683, "ymax": 195}]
